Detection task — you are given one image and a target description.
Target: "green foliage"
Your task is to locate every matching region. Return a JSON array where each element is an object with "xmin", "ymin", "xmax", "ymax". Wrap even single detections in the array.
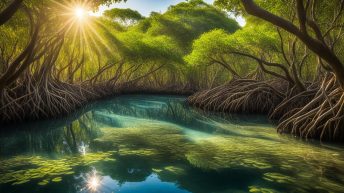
[
  {"xmin": 132, "ymin": 0, "xmax": 240, "ymax": 52},
  {"xmin": 214, "ymin": 0, "xmax": 291, "ymax": 17},
  {"xmin": 214, "ymin": 0, "xmax": 344, "ymax": 75},
  {"xmin": 87, "ymin": 0, "xmax": 128, "ymax": 10},
  {"xmin": 117, "ymin": 32, "xmax": 182, "ymax": 63},
  {"xmin": 104, "ymin": 8, "xmax": 144, "ymax": 25},
  {"xmin": 0, "ymin": 0, "xmax": 242, "ymax": 92},
  {"xmin": 186, "ymin": 22, "xmax": 279, "ymax": 78},
  {"xmin": 185, "ymin": 29, "xmax": 232, "ymax": 66},
  {"xmin": 2, "ymin": 0, "xmax": 334, "ymax": 93}
]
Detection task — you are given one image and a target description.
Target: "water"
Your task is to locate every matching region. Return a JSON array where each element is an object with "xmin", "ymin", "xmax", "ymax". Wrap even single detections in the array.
[{"xmin": 0, "ymin": 95, "xmax": 343, "ymax": 193}]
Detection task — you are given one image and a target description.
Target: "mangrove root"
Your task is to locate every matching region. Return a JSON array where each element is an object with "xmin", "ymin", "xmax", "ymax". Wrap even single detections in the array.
[
  {"xmin": 188, "ymin": 79, "xmax": 286, "ymax": 114},
  {"xmin": 277, "ymin": 75, "xmax": 344, "ymax": 141}
]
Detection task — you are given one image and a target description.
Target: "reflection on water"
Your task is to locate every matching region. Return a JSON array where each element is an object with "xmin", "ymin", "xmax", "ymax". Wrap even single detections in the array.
[
  {"xmin": 77, "ymin": 168, "xmax": 102, "ymax": 192},
  {"xmin": 79, "ymin": 142, "xmax": 89, "ymax": 156},
  {"xmin": 0, "ymin": 95, "xmax": 344, "ymax": 193}
]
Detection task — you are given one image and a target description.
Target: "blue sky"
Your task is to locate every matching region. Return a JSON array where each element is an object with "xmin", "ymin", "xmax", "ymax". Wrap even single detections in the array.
[{"xmin": 93, "ymin": 0, "xmax": 246, "ymax": 26}]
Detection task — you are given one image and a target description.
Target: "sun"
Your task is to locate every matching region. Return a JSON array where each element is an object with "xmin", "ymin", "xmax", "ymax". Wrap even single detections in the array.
[{"xmin": 74, "ymin": 7, "xmax": 86, "ymax": 19}]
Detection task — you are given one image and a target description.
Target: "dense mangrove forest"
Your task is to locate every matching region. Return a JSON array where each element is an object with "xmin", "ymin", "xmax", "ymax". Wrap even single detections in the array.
[{"xmin": 1, "ymin": 0, "xmax": 344, "ymax": 193}]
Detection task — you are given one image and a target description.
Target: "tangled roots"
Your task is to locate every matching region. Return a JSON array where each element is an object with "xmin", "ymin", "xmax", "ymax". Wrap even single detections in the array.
[
  {"xmin": 188, "ymin": 79, "xmax": 285, "ymax": 114},
  {"xmin": 277, "ymin": 75, "xmax": 344, "ymax": 141},
  {"xmin": 269, "ymin": 84, "xmax": 319, "ymax": 120},
  {"xmin": 0, "ymin": 78, "xmax": 189, "ymax": 123},
  {"xmin": 188, "ymin": 76, "xmax": 344, "ymax": 141},
  {"xmin": 0, "ymin": 80, "xmax": 99, "ymax": 122}
]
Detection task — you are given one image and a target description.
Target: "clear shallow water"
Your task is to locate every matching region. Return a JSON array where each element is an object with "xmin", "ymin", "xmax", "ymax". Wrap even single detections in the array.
[{"xmin": 0, "ymin": 95, "xmax": 344, "ymax": 193}]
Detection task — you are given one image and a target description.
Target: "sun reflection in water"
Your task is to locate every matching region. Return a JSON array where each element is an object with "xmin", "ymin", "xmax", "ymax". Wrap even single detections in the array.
[
  {"xmin": 87, "ymin": 171, "xmax": 100, "ymax": 192},
  {"xmin": 78, "ymin": 168, "xmax": 104, "ymax": 193}
]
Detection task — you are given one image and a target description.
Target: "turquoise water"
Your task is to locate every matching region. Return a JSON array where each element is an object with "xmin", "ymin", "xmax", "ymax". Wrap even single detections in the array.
[{"xmin": 0, "ymin": 95, "xmax": 344, "ymax": 193}]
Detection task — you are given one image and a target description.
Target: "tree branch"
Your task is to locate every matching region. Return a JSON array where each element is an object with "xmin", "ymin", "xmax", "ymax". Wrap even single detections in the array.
[{"xmin": 0, "ymin": 0, "xmax": 23, "ymax": 25}]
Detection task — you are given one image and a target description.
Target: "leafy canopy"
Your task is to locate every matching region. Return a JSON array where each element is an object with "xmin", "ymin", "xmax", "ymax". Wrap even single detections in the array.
[
  {"xmin": 104, "ymin": 8, "xmax": 144, "ymax": 25},
  {"xmin": 131, "ymin": 0, "xmax": 240, "ymax": 52}
]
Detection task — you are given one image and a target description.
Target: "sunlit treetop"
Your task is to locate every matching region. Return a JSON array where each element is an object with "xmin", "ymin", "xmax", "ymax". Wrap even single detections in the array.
[
  {"xmin": 129, "ymin": 0, "xmax": 240, "ymax": 53},
  {"xmin": 117, "ymin": 32, "xmax": 183, "ymax": 63},
  {"xmin": 185, "ymin": 22, "xmax": 279, "ymax": 67},
  {"xmin": 104, "ymin": 8, "xmax": 144, "ymax": 25},
  {"xmin": 84, "ymin": 0, "xmax": 127, "ymax": 10},
  {"xmin": 213, "ymin": 0, "xmax": 283, "ymax": 15}
]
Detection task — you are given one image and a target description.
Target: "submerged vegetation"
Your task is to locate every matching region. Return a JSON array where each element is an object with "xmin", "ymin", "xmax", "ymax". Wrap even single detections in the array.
[
  {"xmin": 0, "ymin": 152, "xmax": 115, "ymax": 185},
  {"xmin": 94, "ymin": 125, "xmax": 344, "ymax": 192}
]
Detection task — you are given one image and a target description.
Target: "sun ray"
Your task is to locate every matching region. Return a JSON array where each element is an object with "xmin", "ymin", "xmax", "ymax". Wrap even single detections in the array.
[
  {"xmin": 85, "ymin": 27, "xmax": 106, "ymax": 59},
  {"xmin": 47, "ymin": 0, "xmax": 122, "ymax": 81},
  {"xmin": 86, "ymin": 20, "xmax": 117, "ymax": 53}
]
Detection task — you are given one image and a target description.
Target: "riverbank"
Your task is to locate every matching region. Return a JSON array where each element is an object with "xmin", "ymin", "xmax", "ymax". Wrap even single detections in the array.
[
  {"xmin": 187, "ymin": 77, "xmax": 344, "ymax": 142},
  {"xmin": 0, "ymin": 82, "xmax": 195, "ymax": 124}
]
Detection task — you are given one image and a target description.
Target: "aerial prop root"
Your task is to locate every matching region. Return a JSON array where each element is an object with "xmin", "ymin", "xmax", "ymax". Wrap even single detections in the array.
[
  {"xmin": 188, "ymin": 79, "xmax": 285, "ymax": 114},
  {"xmin": 269, "ymin": 84, "xmax": 319, "ymax": 120},
  {"xmin": 0, "ymin": 79, "xmax": 99, "ymax": 122},
  {"xmin": 277, "ymin": 74, "xmax": 344, "ymax": 141}
]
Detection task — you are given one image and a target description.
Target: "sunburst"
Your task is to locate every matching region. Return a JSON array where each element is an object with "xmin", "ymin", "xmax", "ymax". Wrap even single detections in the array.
[{"xmin": 75, "ymin": 7, "xmax": 86, "ymax": 19}]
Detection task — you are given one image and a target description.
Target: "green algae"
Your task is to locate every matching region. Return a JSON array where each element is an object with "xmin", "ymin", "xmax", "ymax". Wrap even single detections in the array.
[
  {"xmin": 90, "ymin": 123, "xmax": 344, "ymax": 192},
  {"xmin": 0, "ymin": 152, "xmax": 115, "ymax": 186},
  {"xmin": 38, "ymin": 179, "xmax": 49, "ymax": 186},
  {"xmin": 163, "ymin": 166, "xmax": 185, "ymax": 175},
  {"xmin": 152, "ymin": 168, "xmax": 163, "ymax": 173},
  {"xmin": 93, "ymin": 124, "xmax": 192, "ymax": 161},
  {"xmin": 248, "ymin": 185, "xmax": 278, "ymax": 193},
  {"xmin": 185, "ymin": 136, "xmax": 273, "ymax": 170},
  {"xmin": 119, "ymin": 148, "xmax": 158, "ymax": 157},
  {"xmin": 2, "ymin": 123, "xmax": 344, "ymax": 192},
  {"xmin": 52, "ymin": 177, "xmax": 62, "ymax": 182},
  {"xmin": 184, "ymin": 134, "xmax": 344, "ymax": 192},
  {"xmin": 263, "ymin": 173, "xmax": 296, "ymax": 184}
]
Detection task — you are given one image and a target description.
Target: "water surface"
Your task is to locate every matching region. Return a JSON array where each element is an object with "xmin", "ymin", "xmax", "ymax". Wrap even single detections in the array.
[{"xmin": 0, "ymin": 95, "xmax": 344, "ymax": 193}]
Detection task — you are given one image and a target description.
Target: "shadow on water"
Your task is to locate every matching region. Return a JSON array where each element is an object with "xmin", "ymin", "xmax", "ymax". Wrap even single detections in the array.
[{"xmin": 0, "ymin": 95, "xmax": 344, "ymax": 193}]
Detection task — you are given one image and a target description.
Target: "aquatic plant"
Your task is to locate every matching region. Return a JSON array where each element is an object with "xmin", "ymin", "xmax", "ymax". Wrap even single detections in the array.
[
  {"xmin": 93, "ymin": 124, "xmax": 192, "ymax": 161},
  {"xmin": 0, "ymin": 152, "xmax": 115, "ymax": 186},
  {"xmin": 248, "ymin": 185, "xmax": 277, "ymax": 193},
  {"xmin": 91, "ymin": 122, "xmax": 344, "ymax": 192},
  {"xmin": 185, "ymin": 133, "xmax": 344, "ymax": 192}
]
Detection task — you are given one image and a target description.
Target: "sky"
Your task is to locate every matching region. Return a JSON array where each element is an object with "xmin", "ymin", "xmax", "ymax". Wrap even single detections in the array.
[{"xmin": 92, "ymin": 0, "xmax": 246, "ymax": 26}]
